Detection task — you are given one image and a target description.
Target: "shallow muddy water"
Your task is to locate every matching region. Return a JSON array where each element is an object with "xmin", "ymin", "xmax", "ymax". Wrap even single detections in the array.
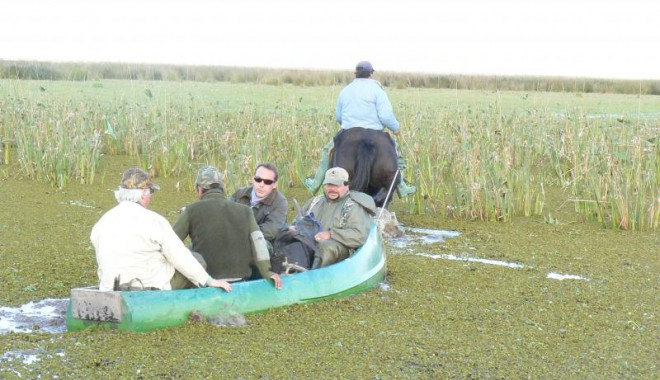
[{"xmin": 0, "ymin": 156, "xmax": 657, "ymax": 378}]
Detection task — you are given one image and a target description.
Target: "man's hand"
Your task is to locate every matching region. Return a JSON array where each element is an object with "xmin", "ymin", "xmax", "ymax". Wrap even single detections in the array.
[
  {"xmin": 314, "ymin": 230, "xmax": 331, "ymax": 242},
  {"xmin": 207, "ymin": 278, "xmax": 232, "ymax": 292},
  {"xmin": 270, "ymin": 273, "xmax": 283, "ymax": 290},
  {"xmin": 277, "ymin": 226, "xmax": 296, "ymax": 241}
]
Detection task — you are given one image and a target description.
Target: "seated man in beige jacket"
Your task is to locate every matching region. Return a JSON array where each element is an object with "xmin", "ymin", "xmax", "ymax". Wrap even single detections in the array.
[{"xmin": 91, "ymin": 167, "xmax": 232, "ymax": 292}]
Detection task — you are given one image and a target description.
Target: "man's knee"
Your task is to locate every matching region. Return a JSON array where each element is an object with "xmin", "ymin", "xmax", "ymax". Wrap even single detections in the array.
[
  {"xmin": 313, "ymin": 241, "xmax": 349, "ymax": 269},
  {"xmin": 312, "ymin": 248, "xmax": 336, "ymax": 269}
]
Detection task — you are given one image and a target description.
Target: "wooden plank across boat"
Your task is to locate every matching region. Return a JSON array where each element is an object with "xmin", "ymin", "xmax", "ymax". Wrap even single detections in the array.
[{"xmin": 66, "ymin": 225, "xmax": 386, "ymax": 332}]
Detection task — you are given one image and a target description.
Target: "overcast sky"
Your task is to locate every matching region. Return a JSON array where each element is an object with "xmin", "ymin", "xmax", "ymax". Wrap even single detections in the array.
[{"xmin": 1, "ymin": 0, "xmax": 658, "ymax": 79}]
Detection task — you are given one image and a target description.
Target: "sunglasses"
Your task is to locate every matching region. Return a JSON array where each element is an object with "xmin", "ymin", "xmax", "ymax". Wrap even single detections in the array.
[{"xmin": 254, "ymin": 176, "xmax": 275, "ymax": 185}]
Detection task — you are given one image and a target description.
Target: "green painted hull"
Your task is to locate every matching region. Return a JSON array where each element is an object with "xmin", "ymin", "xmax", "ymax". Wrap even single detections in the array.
[{"xmin": 66, "ymin": 225, "xmax": 386, "ymax": 332}]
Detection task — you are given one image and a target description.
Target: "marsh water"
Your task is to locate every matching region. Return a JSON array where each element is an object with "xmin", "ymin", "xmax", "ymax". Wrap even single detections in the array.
[{"xmin": 0, "ymin": 157, "xmax": 657, "ymax": 378}]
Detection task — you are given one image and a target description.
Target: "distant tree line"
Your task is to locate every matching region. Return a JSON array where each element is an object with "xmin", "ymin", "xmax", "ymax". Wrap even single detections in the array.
[{"xmin": 1, "ymin": 60, "xmax": 658, "ymax": 95}]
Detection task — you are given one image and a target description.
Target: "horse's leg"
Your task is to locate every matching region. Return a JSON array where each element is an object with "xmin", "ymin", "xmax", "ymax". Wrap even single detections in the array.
[{"xmin": 372, "ymin": 188, "xmax": 388, "ymax": 208}]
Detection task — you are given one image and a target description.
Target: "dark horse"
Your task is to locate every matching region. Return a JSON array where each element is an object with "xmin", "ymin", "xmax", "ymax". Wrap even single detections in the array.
[{"xmin": 331, "ymin": 127, "xmax": 400, "ymax": 207}]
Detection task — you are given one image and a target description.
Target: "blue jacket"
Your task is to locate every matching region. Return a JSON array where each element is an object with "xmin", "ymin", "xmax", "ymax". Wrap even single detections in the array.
[{"xmin": 336, "ymin": 78, "xmax": 400, "ymax": 133}]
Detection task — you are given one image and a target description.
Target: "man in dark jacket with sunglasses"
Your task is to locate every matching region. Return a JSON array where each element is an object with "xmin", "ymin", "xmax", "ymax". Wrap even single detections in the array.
[
  {"xmin": 173, "ymin": 165, "xmax": 282, "ymax": 289},
  {"xmin": 230, "ymin": 163, "xmax": 288, "ymax": 253}
]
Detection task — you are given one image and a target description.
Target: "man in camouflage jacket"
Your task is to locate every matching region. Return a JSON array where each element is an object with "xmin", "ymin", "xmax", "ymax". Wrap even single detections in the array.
[{"xmin": 301, "ymin": 167, "xmax": 376, "ymax": 269}]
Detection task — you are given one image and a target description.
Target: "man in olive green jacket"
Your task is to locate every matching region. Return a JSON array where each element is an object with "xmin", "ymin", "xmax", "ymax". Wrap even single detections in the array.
[
  {"xmin": 230, "ymin": 163, "xmax": 288, "ymax": 253},
  {"xmin": 299, "ymin": 167, "xmax": 376, "ymax": 269},
  {"xmin": 173, "ymin": 166, "xmax": 282, "ymax": 289}
]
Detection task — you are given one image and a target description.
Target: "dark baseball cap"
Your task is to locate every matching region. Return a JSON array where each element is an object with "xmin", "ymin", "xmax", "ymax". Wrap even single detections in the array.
[{"xmin": 355, "ymin": 61, "xmax": 374, "ymax": 73}]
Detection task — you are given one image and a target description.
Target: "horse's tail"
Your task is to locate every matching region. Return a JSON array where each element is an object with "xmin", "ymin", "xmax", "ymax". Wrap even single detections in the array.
[{"xmin": 351, "ymin": 139, "xmax": 376, "ymax": 191}]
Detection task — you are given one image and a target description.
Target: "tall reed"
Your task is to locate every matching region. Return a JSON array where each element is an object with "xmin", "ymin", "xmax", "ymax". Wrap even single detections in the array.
[{"xmin": 1, "ymin": 79, "xmax": 657, "ymax": 230}]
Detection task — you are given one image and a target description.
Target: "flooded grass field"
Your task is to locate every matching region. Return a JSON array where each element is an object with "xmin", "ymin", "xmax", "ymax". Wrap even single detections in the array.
[{"xmin": 1, "ymin": 156, "xmax": 657, "ymax": 379}]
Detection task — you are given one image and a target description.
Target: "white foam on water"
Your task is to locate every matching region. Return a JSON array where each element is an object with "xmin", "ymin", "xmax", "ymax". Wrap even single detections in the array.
[
  {"xmin": 0, "ymin": 298, "xmax": 68, "ymax": 334},
  {"xmin": 376, "ymin": 282, "xmax": 392, "ymax": 291},
  {"xmin": 389, "ymin": 227, "xmax": 460, "ymax": 248},
  {"xmin": 1, "ymin": 349, "xmax": 66, "ymax": 378},
  {"xmin": 547, "ymin": 272, "xmax": 590, "ymax": 281},
  {"xmin": 418, "ymin": 253, "xmax": 525, "ymax": 268},
  {"xmin": 22, "ymin": 354, "xmax": 40, "ymax": 365},
  {"xmin": 0, "ymin": 351, "xmax": 39, "ymax": 380}
]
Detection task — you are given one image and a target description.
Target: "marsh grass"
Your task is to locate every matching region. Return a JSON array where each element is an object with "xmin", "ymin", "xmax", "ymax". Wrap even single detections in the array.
[{"xmin": 1, "ymin": 80, "xmax": 657, "ymax": 230}]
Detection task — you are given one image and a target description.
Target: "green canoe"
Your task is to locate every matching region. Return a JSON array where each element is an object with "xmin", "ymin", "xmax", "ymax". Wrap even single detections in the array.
[{"xmin": 66, "ymin": 225, "xmax": 386, "ymax": 332}]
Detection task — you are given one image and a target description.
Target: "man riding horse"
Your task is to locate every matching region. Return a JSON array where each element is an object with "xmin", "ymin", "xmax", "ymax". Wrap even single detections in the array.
[{"xmin": 304, "ymin": 61, "xmax": 416, "ymax": 198}]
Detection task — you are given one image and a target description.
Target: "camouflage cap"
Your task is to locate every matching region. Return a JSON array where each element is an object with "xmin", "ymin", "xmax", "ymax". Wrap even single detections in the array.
[
  {"xmin": 196, "ymin": 165, "xmax": 224, "ymax": 189},
  {"xmin": 323, "ymin": 167, "xmax": 349, "ymax": 186},
  {"xmin": 120, "ymin": 167, "xmax": 160, "ymax": 191}
]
